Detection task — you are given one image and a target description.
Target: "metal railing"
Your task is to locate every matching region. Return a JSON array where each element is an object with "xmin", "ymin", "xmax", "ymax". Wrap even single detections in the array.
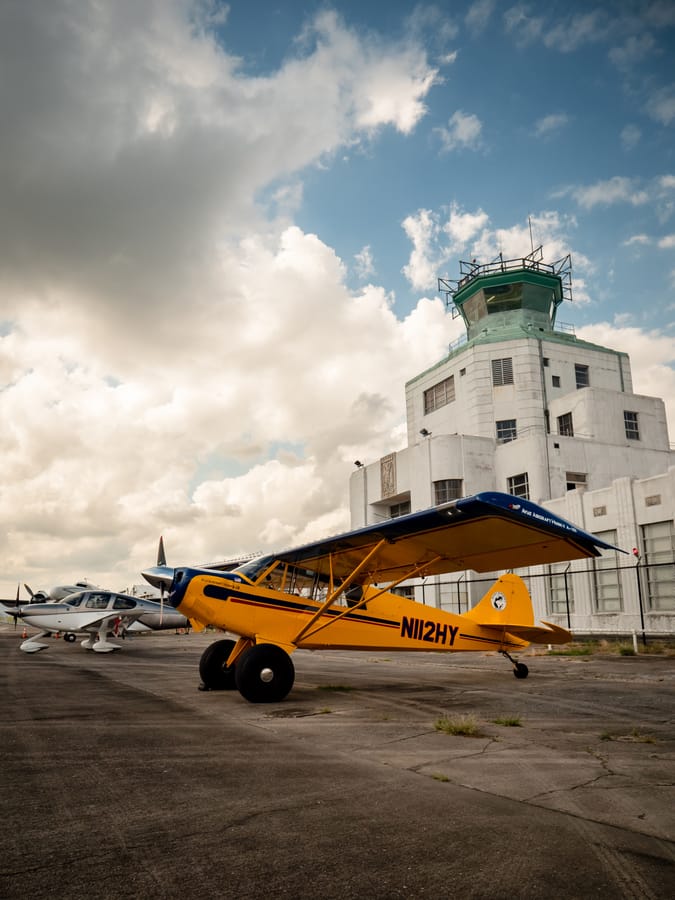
[{"xmin": 416, "ymin": 559, "xmax": 675, "ymax": 643}]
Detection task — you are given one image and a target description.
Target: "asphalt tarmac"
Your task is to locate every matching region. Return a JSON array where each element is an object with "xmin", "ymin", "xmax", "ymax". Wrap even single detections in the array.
[{"xmin": 1, "ymin": 628, "xmax": 674, "ymax": 899}]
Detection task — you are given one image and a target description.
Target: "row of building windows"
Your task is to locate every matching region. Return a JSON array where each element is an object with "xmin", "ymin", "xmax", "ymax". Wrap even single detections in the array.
[
  {"xmin": 556, "ymin": 410, "xmax": 640, "ymax": 441},
  {"xmin": 388, "ymin": 468, "xmax": 590, "ymax": 515},
  {"xmin": 548, "ymin": 521, "xmax": 675, "ymax": 613},
  {"xmin": 496, "ymin": 412, "xmax": 640, "ymax": 444},
  {"xmin": 424, "ymin": 358, "xmax": 593, "ymax": 415}
]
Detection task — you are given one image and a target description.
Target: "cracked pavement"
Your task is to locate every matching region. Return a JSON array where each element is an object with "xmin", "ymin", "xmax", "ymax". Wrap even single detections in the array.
[{"xmin": 1, "ymin": 629, "xmax": 673, "ymax": 898}]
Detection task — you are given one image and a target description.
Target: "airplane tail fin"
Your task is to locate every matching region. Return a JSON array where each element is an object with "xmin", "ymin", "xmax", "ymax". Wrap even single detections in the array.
[{"xmin": 463, "ymin": 573, "xmax": 571, "ymax": 646}]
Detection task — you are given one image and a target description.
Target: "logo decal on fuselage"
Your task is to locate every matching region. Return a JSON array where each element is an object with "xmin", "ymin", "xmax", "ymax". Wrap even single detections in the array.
[{"xmin": 491, "ymin": 592, "xmax": 507, "ymax": 611}]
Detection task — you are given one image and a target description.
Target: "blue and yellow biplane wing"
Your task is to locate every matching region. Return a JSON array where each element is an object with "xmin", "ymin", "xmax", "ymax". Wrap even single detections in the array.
[{"xmin": 270, "ymin": 491, "xmax": 617, "ymax": 581}]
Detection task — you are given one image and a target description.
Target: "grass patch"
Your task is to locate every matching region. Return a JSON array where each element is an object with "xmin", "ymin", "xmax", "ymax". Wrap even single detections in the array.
[
  {"xmin": 623, "ymin": 728, "xmax": 657, "ymax": 744},
  {"xmin": 317, "ymin": 684, "xmax": 355, "ymax": 693},
  {"xmin": 432, "ymin": 773, "xmax": 450, "ymax": 782},
  {"xmin": 550, "ymin": 639, "xmax": 675, "ymax": 657},
  {"xmin": 319, "ymin": 707, "xmax": 333, "ymax": 715},
  {"xmin": 493, "ymin": 715, "xmax": 522, "ymax": 727},
  {"xmin": 547, "ymin": 641, "xmax": 596, "ymax": 656},
  {"xmin": 434, "ymin": 714, "xmax": 482, "ymax": 736},
  {"xmin": 600, "ymin": 728, "xmax": 657, "ymax": 743}
]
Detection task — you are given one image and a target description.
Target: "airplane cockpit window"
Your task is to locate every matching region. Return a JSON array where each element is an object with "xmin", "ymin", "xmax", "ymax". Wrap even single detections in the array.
[
  {"xmin": 112, "ymin": 596, "xmax": 136, "ymax": 610},
  {"xmin": 236, "ymin": 555, "xmax": 275, "ymax": 582},
  {"xmin": 84, "ymin": 593, "xmax": 110, "ymax": 610},
  {"xmin": 67, "ymin": 593, "xmax": 85, "ymax": 607}
]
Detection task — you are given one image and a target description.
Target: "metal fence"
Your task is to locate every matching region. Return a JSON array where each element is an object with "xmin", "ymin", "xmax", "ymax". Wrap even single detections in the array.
[{"xmin": 415, "ymin": 559, "xmax": 675, "ymax": 643}]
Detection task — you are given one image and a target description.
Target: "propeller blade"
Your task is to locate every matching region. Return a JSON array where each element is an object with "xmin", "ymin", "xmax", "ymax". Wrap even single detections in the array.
[{"xmin": 158, "ymin": 537, "xmax": 166, "ymax": 624}]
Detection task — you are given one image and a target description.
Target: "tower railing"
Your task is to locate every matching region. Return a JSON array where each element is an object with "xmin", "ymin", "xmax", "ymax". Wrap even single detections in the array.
[{"xmin": 438, "ymin": 246, "xmax": 573, "ymax": 308}]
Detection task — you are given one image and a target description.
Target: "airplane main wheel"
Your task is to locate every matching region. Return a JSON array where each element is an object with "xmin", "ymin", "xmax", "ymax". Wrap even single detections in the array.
[
  {"xmin": 199, "ymin": 639, "xmax": 237, "ymax": 690},
  {"xmin": 235, "ymin": 643, "xmax": 295, "ymax": 703},
  {"xmin": 64, "ymin": 633, "xmax": 77, "ymax": 643},
  {"xmin": 513, "ymin": 662, "xmax": 529, "ymax": 679}
]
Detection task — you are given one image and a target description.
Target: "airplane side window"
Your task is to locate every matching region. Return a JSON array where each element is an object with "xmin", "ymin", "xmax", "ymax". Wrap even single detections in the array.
[
  {"xmin": 345, "ymin": 585, "xmax": 366, "ymax": 609},
  {"xmin": 85, "ymin": 593, "xmax": 109, "ymax": 610},
  {"xmin": 113, "ymin": 597, "xmax": 136, "ymax": 610},
  {"xmin": 67, "ymin": 595, "xmax": 84, "ymax": 607}
]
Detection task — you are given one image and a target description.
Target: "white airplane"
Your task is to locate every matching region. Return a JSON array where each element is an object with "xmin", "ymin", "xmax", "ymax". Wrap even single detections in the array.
[
  {"xmin": 23, "ymin": 579, "xmax": 100, "ymax": 603},
  {"xmin": 3, "ymin": 588, "xmax": 189, "ymax": 653}
]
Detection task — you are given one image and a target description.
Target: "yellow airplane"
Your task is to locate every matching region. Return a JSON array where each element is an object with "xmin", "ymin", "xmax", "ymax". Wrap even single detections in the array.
[{"xmin": 143, "ymin": 491, "xmax": 620, "ymax": 703}]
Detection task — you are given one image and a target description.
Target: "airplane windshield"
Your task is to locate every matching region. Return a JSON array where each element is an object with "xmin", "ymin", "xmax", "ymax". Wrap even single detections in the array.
[
  {"xmin": 235, "ymin": 555, "xmax": 276, "ymax": 582},
  {"xmin": 67, "ymin": 593, "xmax": 85, "ymax": 607}
]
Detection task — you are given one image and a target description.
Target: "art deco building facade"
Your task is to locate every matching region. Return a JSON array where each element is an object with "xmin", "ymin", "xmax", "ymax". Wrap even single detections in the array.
[{"xmin": 349, "ymin": 251, "xmax": 675, "ymax": 634}]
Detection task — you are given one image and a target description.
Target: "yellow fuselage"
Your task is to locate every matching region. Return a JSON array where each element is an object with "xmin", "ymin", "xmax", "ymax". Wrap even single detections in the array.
[{"xmin": 175, "ymin": 573, "xmax": 528, "ymax": 655}]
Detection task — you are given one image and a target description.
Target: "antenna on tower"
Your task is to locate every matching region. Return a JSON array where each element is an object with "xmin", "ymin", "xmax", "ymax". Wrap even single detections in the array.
[{"xmin": 528, "ymin": 215, "xmax": 534, "ymax": 253}]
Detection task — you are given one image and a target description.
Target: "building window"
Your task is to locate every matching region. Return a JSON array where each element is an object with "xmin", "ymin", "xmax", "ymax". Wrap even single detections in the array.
[
  {"xmin": 434, "ymin": 479, "xmax": 463, "ymax": 505},
  {"xmin": 624, "ymin": 410, "xmax": 640, "ymax": 440},
  {"xmin": 557, "ymin": 412, "xmax": 574, "ymax": 437},
  {"xmin": 566, "ymin": 471, "xmax": 587, "ymax": 491},
  {"xmin": 552, "ymin": 375, "xmax": 561, "ymax": 388},
  {"xmin": 575, "ymin": 363, "xmax": 589, "ymax": 388},
  {"xmin": 496, "ymin": 419, "xmax": 517, "ymax": 443},
  {"xmin": 542, "ymin": 357, "xmax": 549, "ymax": 367},
  {"xmin": 641, "ymin": 521, "xmax": 675, "ymax": 611},
  {"xmin": 548, "ymin": 563, "xmax": 574, "ymax": 615},
  {"xmin": 424, "ymin": 375, "xmax": 455, "ymax": 413},
  {"xmin": 459, "ymin": 367, "xmax": 466, "ymax": 376},
  {"xmin": 491, "ymin": 357, "xmax": 513, "ymax": 386},
  {"xmin": 593, "ymin": 529, "xmax": 622, "ymax": 612},
  {"xmin": 507, "ymin": 472, "xmax": 530, "ymax": 499},
  {"xmin": 389, "ymin": 501, "xmax": 411, "ymax": 519}
]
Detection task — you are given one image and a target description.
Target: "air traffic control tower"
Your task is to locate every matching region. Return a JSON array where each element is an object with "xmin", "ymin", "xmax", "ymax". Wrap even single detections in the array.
[{"xmin": 350, "ymin": 244, "xmax": 671, "ymax": 535}]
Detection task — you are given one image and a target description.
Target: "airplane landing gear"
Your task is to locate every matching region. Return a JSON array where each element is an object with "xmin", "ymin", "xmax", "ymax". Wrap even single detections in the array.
[
  {"xmin": 235, "ymin": 643, "xmax": 295, "ymax": 703},
  {"xmin": 199, "ymin": 639, "xmax": 238, "ymax": 691},
  {"xmin": 501, "ymin": 650, "xmax": 529, "ymax": 679}
]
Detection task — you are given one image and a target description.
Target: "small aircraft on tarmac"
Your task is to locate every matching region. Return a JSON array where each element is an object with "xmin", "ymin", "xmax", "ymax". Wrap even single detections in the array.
[
  {"xmin": 2, "ymin": 588, "xmax": 189, "ymax": 653},
  {"xmin": 142, "ymin": 491, "xmax": 621, "ymax": 703}
]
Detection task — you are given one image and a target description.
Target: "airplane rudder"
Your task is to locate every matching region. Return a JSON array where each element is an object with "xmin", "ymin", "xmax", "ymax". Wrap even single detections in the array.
[{"xmin": 465, "ymin": 573, "xmax": 535, "ymax": 627}]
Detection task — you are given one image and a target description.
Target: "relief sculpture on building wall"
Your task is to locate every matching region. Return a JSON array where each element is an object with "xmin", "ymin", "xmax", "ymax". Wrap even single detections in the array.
[{"xmin": 380, "ymin": 453, "xmax": 396, "ymax": 498}]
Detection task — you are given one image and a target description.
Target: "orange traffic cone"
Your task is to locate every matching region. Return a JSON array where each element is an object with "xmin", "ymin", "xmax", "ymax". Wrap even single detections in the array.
[{"xmin": 21, "ymin": 626, "xmax": 27, "ymax": 638}]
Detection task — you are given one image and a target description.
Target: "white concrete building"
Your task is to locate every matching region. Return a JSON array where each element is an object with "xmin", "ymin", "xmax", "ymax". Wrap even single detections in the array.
[{"xmin": 349, "ymin": 251, "xmax": 675, "ymax": 635}]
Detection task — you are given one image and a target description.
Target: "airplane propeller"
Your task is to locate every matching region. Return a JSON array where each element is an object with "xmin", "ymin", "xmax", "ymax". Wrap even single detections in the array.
[
  {"xmin": 157, "ymin": 536, "xmax": 166, "ymax": 625},
  {"xmin": 10, "ymin": 584, "xmax": 21, "ymax": 628}
]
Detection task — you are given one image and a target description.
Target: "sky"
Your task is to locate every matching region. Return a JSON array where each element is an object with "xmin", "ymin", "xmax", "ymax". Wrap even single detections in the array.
[{"xmin": 1, "ymin": 0, "xmax": 674, "ymax": 597}]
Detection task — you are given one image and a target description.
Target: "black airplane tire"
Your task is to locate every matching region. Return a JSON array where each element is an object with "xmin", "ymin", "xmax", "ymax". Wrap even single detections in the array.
[
  {"xmin": 513, "ymin": 662, "xmax": 529, "ymax": 679},
  {"xmin": 199, "ymin": 639, "xmax": 237, "ymax": 690},
  {"xmin": 235, "ymin": 643, "xmax": 295, "ymax": 703},
  {"xmin": 64, "ymin": 633, "xmax": 77, "ymax": 643}
]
